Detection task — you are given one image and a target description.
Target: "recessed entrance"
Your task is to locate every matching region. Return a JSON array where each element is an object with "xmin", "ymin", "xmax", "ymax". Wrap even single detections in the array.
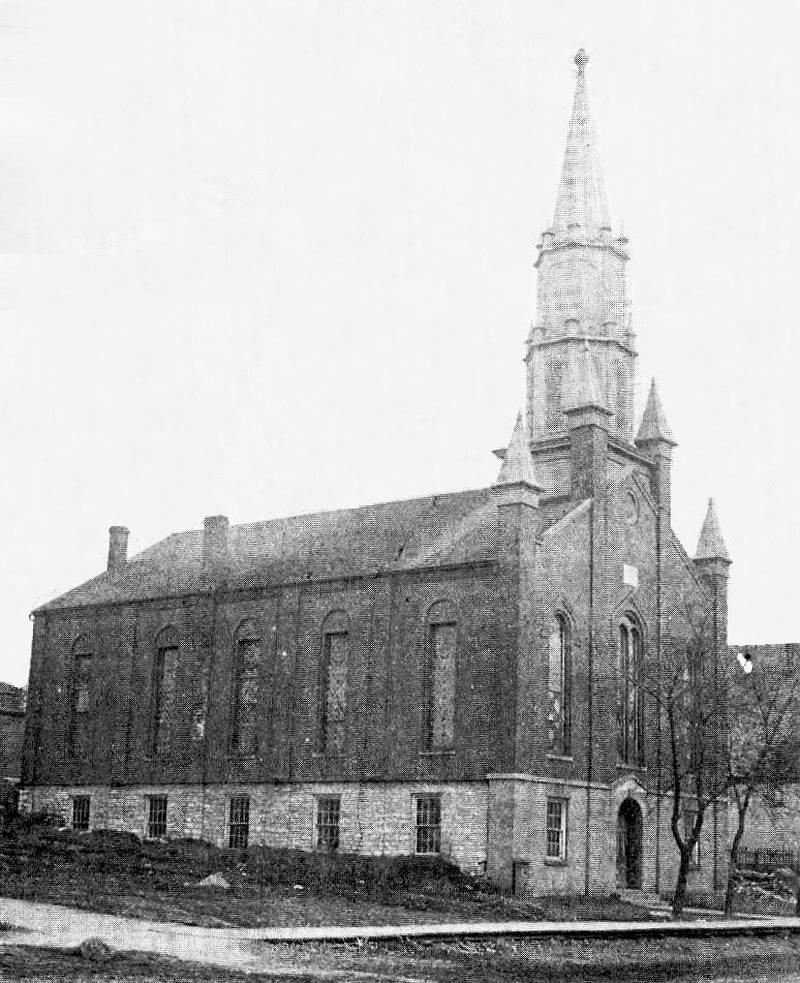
[{"xmin": 617, "ymin": 798, "xmax": 643, "ymax": 889}]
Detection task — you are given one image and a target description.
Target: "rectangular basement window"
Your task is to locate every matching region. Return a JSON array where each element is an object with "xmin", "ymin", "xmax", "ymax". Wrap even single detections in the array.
[
  {"xmin": 228, "ymin": 795, "xmax": 250, "ymax": 849},
  {"xmin": 146, "ymin": 795, "xmax": 168, "ymax": 839},
  {"xmin": 316, "ymin": 796, "xmax": 341, "ymax": 850},
  {"xmin": 545, "ymin": 798, "xmax": 567, "ymax": 861},
  {"xmin": 415, "ymin": 795, "xmax": 441, "ymax": 855},
  {"xmin": 72, "ymin": 795, "xmax": 90, "ymax": 832}
]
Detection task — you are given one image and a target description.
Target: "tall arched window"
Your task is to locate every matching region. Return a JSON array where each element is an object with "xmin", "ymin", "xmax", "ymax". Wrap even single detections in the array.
[
  {"xmin": 232, "ymin": 620, "xmax": 261, "ymax": 755},
  {"xmin": 614, "ymin": 361, "xmax": 629, "ymax": 435},
  {"xmin": 618, "ymin": 616, "xmax": 643, "ymax": 765},
  {"xmin": 70, "ymin": 634, "xmax": 94, "ymax": 755},
  {"xmin": 319, "ymin": 611, "xmax": 349, "ymax": 753},
  {"xmin": 546, "ymin": 360, "xmax": 565, "ymax": 432},
  {"xmin": 424, "ymin": 601, "xmax": 457, "ymax": 750},
  {"xmin": 548, "ymin": 614, "xmax": 572, "ymax": 755},
  {"xmin": 151, "ymin": 626, "xmax": 178, "ymax": 755}
]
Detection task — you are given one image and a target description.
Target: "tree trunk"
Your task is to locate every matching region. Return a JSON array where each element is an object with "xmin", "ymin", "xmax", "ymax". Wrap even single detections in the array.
[
  {"xmin": 671, "ymin": 848, "xmax": 692, "ymax": 918},
  {"xmin": 724, "ymin": 796, "xmax": 749, "ymax": 918}
]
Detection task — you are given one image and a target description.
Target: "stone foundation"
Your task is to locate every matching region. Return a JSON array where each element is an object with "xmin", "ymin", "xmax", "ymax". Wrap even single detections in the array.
[{"xmin": 19, "ymin": 777, "xmax": 726, "ymax": 896}]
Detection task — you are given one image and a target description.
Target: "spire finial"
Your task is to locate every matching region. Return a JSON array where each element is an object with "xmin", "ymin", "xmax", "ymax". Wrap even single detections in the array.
[{"xmin": 574, "ymin": 48, "xmax": 589, "ymax": 75}]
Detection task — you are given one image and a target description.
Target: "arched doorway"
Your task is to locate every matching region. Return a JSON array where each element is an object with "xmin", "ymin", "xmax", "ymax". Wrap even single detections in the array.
[{"xmin": 617, "ymin": 798, "xmax": 643, "ymax": 889}]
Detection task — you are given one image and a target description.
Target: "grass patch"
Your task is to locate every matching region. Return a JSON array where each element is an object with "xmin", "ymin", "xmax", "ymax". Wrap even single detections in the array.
[{"xmin": 0, "ymin": 820, "xmax": 654, "ymax": 929}]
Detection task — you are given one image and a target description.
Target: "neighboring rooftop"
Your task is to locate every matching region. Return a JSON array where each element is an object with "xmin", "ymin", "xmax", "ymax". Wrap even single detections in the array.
[{"xmin": 0, "ymin": 683, "xmax": 26, "ymax": 716}]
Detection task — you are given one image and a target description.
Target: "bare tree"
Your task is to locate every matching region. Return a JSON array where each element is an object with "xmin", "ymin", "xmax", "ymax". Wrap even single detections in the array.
[
  {"xmin": 724, "ymin": 651, "xmax": 800, "ymax": 917},
  {"xmin": 636, "ymin": 594, "xmax": 727, "ymax": 918}
]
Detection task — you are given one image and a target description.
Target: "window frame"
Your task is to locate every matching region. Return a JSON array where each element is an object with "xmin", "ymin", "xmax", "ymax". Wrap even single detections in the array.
[
  {"xmin": 545, "ymin": 797, "xmax": 568, "ymax": 862},
  {"xmin": 414, "ymin": 793, "xmax": 442, "ymax": 856},
  {"xmin": 231, "ymin": 621, "xmax": 262, "ymax": 756},
  {"xmin": 71, "ymin": 795, "xmax": 91, "ymax": 832},
  {"xmin": 318, "ymin": 612, "xmax": 349, "ymax": 754},
  {"xmin": 150, "ymin": 627, "xmax": 178, "ymax": 756},
  {"xmin": 146, "ymin": 794, "xmax": 168, "ymax": 840},
  {"xmin": 618, "ymin": 616, "xmax": 644, "ymax": 766},
  {"xmin": 228, "ymin": 795, "xmax": 250, "ymax": 849},
  {"xmin": 548, "ymin": 614, "xmax": 572, "ymax": 756},
  {"xmin": 423, "ymin": 601, "xmax": 458, "ymax": 752},
  {"xmin": 315, "ymin": 795, "xmax": 341, "ymax": 851}
]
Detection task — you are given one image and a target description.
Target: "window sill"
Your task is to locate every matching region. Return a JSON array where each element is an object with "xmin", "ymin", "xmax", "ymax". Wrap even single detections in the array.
[
  {"xmin": 419, "ymin": 749, "xmax": 455, "ymax": 756},
  {"xmin": 544, "ymin": 857, "xmax": 569, "ymax": 867},
  {"xmin": 546, "ymin": 754, "xmax": 574, "ymax": 762}
]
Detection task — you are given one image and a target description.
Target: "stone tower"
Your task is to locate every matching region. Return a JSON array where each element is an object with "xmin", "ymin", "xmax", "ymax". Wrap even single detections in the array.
[{"xmin": 526, "ymin": 49, "xmax": 636, "ymax": 494}]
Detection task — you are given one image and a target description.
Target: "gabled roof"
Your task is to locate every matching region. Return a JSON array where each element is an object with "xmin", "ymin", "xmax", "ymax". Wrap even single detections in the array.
[
  {"xmin": 37, "ymin": 484, "xmax": 582, "ymax": 614},
  {"xmin": 695, "ymin": 497, "xmax": 730, "ymax": 561}
]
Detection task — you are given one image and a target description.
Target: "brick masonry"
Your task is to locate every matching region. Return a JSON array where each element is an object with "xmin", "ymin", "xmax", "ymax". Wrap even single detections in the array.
[{"xmin": 19, "ymin": 53, "xmax": 733, "ymax": 899}]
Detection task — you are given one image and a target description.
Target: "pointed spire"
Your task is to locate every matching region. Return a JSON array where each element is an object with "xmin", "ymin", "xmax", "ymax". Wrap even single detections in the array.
[
  {"xmin": 495, "ymin": 412, "xmax": 541, "ymax": 488},
  {"xmin": 552, "ymin": 49, "xmax": 611, "ymax": 236},
  {"xmin": 695, "ymin": 498, "xmax": 730, "ymax": 561},
  {"xmin": 636, "ymin": 379, "xmax": 676, "ymax": 445},
  {"xmin": 565, "ymin": 341, "xmax": 609, "ymax": 411}
]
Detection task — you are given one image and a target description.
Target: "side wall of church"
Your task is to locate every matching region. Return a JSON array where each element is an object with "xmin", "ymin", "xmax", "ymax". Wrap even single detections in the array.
[{"xmin": 22, "ymin": 564, "xmax": 513, "ymax": 791}]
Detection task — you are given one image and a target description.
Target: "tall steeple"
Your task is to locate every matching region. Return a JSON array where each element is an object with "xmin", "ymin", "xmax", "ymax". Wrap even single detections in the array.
[
  {"xmin": 552, "ymin": 49, "xmax": 611, "ymax": 237},
  {"xmin": 525, "ymin": 50, "xmax": 637, "ymax": 492}
]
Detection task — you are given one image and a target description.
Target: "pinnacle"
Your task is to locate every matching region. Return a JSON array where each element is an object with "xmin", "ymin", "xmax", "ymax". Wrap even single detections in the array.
[
  {"xmin": 695, "ymin": 498, "xmax": 731, "ymax": 562},
  {"xmin": 495, "ymin": 412, "xmax": 541, "ymax": 488},
  {"xmin": 636, "ymin": 379, "xmax": 676, "ymax": 445},
  {"xmin": 552, "ymin": 49, "xmax": 611, "ymax": 236}
]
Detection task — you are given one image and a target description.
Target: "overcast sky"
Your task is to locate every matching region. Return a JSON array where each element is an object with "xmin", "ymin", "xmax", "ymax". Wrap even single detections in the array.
[{"xmin": 1, "ymin": 1, "xmax": 798, "ymax": 686}]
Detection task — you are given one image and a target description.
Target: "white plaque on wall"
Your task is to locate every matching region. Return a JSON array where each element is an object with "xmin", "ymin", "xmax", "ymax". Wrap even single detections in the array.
[{"xmin": 623, "ymin": 564, "xmax": 639, "ymax": 589}]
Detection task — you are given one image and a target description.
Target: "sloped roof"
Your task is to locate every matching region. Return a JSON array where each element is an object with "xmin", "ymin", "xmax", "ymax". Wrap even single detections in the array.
[
  {"xmin": 636, "ymin": 378, "xmax": 675, "ymax": 444},
  {"xmin": 495, "ymin": 412, "xmax": 541, "ymax": 487},
  {"xmin": 37, "ymin": 488, "xmax": 582, "ymax": 613},
  {"xmin": 695, "ymin": 497, "xmax": 730, "ymax": 561}
]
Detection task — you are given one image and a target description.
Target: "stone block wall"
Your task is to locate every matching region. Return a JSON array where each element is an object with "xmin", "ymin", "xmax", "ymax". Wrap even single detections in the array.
[{"xmin": 19, "ymin": 780, "xmax": 489, "ymax": 875}]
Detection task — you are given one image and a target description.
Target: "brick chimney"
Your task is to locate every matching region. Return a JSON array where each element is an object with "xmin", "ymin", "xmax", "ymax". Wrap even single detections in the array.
[
  {"xmin": 107, "ymin": 525, "xmax": 129, "ymax": 575},
  {"xmin": 203, "ymin": 515, "xmax": 230, "ymax": 572}
]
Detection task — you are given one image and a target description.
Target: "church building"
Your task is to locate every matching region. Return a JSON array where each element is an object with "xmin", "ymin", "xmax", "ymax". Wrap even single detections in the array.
[{"xmin": 20, "ymin": 50, "xmax": 731, "ymax": 896}]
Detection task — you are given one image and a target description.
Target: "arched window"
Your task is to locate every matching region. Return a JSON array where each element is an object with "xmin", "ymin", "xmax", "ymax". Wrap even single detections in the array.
[
  {"xmin": 424, "ymin": 601, "xmax": 457, "ymax": 750},
  {"xmin": 232, "ymin": 620, "xmax": 261, "ymax": 755},
  {"xmin": 546, "ymin": 360, "xmax": 565, "ymax": 432},
  {"xmin": 151, "ymin": 626, "xmax": 178, "ymax": 755},
  {"xmin": 614, "ymin": 362, "xmax": 629, "ymax": 435},
  {"xmin": 548, "ymin": 614, "xmax": 571, "ymax": 755},
  {"xmin": 69, "ymin": 635, "xmax": 94, "ymax": 754},
  {"xmin": 319, "ymin": 611, "xmax": 349, "ymax": 753},
  {"xmin": 618, "ymin": 616, "xmax": 644, "ymax": 765}
]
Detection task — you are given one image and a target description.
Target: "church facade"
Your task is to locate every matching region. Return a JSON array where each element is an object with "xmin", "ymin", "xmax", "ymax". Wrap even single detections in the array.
[{"xmin": 20, "ymin": 51, "xmax": 731, "ymax": 896}]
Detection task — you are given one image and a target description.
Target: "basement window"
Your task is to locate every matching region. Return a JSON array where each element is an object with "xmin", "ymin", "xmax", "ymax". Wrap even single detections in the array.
[
  {"xmin": 316, "ymin": 796, "xmax": 341, "ymax": 850},
  {"xmin": 72, "ymin": 795, "xmax": 90, "ymax": 832},
  {"xmin": 146, "ymin": 795, "xmax": 168, "ymax": 839},
  {"xmin": 546, "ymin": 798, "xmax": 567, "ymax": 861},
  {"xmin": 228, "ymin": 795, "xmax": 250, "ymax": 849},
  {"xmin": 415, "ymin": 795, "xmax": 441, "ymax": 855}
]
